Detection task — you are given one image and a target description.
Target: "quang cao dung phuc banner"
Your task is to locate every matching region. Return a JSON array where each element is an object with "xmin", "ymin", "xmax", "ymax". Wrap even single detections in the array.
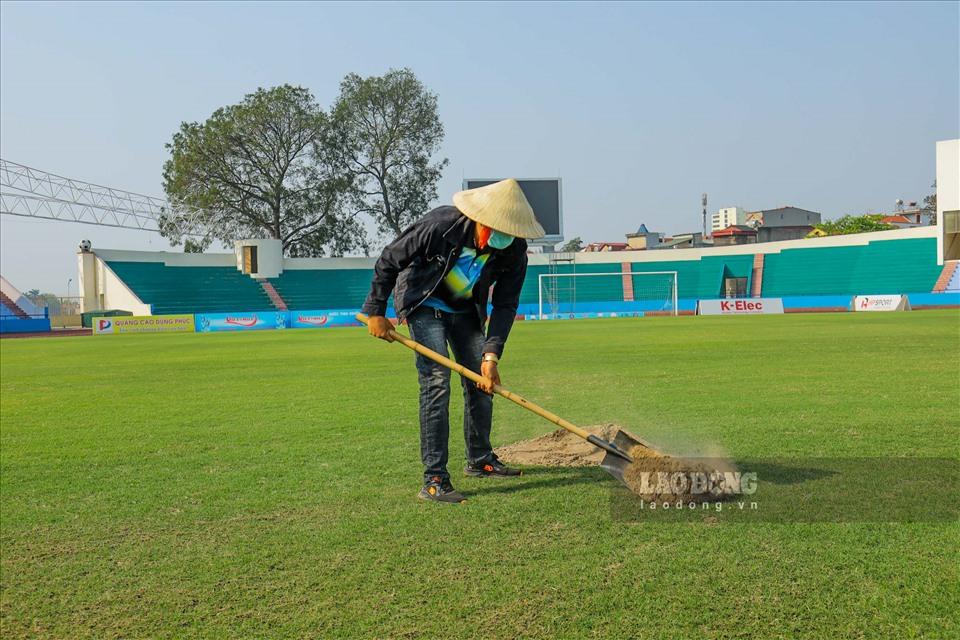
[
  {"xmin": 93, "ymin": 314, "xmax": 196, "ymax": 335},
  {"xmin": 102, "ymin": 309, "xmax": 379, "ymax": 334}
]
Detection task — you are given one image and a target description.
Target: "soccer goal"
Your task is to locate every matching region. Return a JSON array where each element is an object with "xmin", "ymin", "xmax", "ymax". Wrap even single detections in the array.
[{"xmin": 537, "ymin": 271, "xmax": 678, "ymax": 319}]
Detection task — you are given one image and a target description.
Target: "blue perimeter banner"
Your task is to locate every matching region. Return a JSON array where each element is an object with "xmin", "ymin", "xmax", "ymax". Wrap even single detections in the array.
[
  {"xmin": 195, "ymin": 311, "xmax": 288, "ymax": 332},
  {"xmin": 288, "ymin": 309, "xmax": 363, "ymax": 329}
]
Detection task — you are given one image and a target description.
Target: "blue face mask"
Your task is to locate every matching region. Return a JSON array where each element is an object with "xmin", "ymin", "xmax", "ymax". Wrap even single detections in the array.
[{"xmin": 488, "ymin": 230, "xmax": 515, "ymax": 250}]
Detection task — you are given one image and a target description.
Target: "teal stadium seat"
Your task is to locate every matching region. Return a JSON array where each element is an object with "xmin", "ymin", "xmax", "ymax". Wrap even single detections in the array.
[
  {"xmin": 106, "ymin": 262, "xmax": 273, "ymax": 314},
  {"xmin": 107, "ymin": 238, "xmax": 941, "ymax": 315},
  {"xmin": 632, "ymin": 255, "xmax": 754, "ymax": 299},
  {"xmin": 518, "ymin": 263, "xmax": 624, "ymax": 305},
  {"xmin": 269, "ymin": 269, "xmax": 374, "ymax": 310},
  {"xmin": 519, "ymin": 255, "xmax": 756, "ymax": 306},
  {"xmin": 761, "ymin": 238, "xmax": 941, "ymax": 297}
]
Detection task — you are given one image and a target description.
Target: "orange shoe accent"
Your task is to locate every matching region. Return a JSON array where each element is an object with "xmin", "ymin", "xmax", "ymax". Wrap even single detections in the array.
[{"xmin": 483, "ymin": 464, "xmax": 494, "ymax": 472}]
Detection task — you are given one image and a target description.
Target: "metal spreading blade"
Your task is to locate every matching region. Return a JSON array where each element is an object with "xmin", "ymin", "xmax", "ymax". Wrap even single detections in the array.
[{"xmin": 599, "ymin": 429, "xmax": 658, "ymax": 487}]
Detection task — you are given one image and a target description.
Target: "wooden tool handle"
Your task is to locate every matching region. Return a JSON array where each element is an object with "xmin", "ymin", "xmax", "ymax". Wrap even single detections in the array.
[{"xmin": 355, "ymin": 313, "xmax": 593, "ymax": 442}]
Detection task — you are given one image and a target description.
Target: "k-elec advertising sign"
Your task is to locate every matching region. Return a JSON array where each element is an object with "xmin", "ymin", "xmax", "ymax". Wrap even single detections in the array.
[
  {"xmin": 853, "ymin": 295, "xmax": 911, "ymax": 312},
  {"xmin": 697, "ymin": 298, "xmax": 784, "ymax": 315},
  {"xmin": 93, "ymin": 314, "xmax": 195, "ymax": 335}
]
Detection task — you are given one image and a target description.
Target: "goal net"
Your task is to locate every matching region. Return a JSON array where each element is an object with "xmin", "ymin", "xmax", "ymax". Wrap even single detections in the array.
[{"xmin": 537, "ymin": 271, "xmax": 678, "ymax": 319}]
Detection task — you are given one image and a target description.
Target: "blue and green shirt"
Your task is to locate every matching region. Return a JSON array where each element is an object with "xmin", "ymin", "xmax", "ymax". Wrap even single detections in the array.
[{"xmin": 421, "ymin": 244, "xmax": 492, "ymax": 313}]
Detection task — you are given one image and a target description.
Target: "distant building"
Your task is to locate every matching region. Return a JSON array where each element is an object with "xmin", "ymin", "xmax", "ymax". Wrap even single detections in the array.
[
  {"xmin": 656, "ymin": 232, "xmax": 708, "ymax": 249},
  {"xmin": 882, "ymin": 209, "xmax": 934, "ymax": 228},
  {"xmin": 745, "ymin": 206, "xmax": 822, "ymax": 227},
  {"xmin": 711, "ymin": 207, "xmax": 747, "ymax": 232},
  {"xmin": 746, "ymin": 206, "xmax": 822, "ymax": 242},
  {"xmin": 881, "ymin": 215, "xmax": 917, "ymax": 229},
  {"xmin": 582, "ymin": 241, "xmax": 629, "ymax": 252},
  {"xmin": 625, "ymin": 224, "xmax": 662, "ymax": 250},
  {"xmin": 712, "ymin": 225, "xmax": 758, "ymax": 246}
]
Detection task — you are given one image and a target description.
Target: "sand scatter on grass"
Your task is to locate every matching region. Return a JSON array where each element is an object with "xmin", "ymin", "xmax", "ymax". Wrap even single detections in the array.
[
  {"xmin": 496, "ymin": 424, "xmax": 737, "ymax": 500},
  {"xmin": 622, "ymin": 445, "xmax": 740, "ymax": 502}
]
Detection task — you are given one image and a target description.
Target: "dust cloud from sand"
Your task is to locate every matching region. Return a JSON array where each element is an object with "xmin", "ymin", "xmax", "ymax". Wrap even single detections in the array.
[{"xmin": 495, "ymin": 424, "xmax": 737, "ymax": 501}]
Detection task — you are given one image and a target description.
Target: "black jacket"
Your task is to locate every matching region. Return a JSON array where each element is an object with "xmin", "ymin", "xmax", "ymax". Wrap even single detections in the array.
[{"xmin": 361, "ymin": 206, "xmax": 528, "ymax": 357}]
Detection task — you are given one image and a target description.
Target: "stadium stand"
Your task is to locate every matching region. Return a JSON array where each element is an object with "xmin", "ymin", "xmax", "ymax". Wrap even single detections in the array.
[
  {"xmin": 0, "ymin": 275, "xmax": 51, "ymax": 334},
  {"xmin": 257, "ymin": 279, "xmax": 288, "ymax": 310},
  {"xmin": 933, "ymin": 260, "xmax": 959, "ymax": 293},
  {"xmin": 105, "ymin": 261, "xmax": 272, "ymax": 314},
  {"xmin": 750, "ymin": 254, "xmax": 765, "ymax": 297},
  {"xmin": 84, "ymin": 228, "xmax": 954, "ymax": 317},
  {"xmin": 517, "ymin": 255, "xmax": 756, "ymax": 305},
  {"xmin": 637, "ymin": 255, "xmax": 754, "ymax": 299},
  {"xmin": 518, "ymin": 263, "xmax": 623, "ymax": 305},
  {"xmin": 267, "ymin": 268, "xmax": 372, "ymax": 310},
  {"xmin": 761, "ymin": 237, "xmax": 941, "ymax": 297},
  {"xmin": 1, "ymin": 292, "xmax": 30, "ymax": 319}
]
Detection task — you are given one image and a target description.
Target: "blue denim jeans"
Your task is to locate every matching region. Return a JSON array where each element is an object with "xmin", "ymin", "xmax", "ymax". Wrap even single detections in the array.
[{"xmin": 407, "ymin": 306, "xmax": 495, "ymax": 481}]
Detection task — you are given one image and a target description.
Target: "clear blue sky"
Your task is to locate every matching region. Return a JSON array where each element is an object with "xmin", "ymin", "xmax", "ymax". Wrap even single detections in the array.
[{"xmin": 2, "ymin": 1, "xmax": 958, "ymax": 293}]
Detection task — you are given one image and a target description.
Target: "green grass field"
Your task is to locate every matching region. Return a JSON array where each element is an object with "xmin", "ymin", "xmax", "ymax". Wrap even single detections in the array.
[{"xmin": 2, "ymin": 311, "xmax": 958, "ymax": 639}]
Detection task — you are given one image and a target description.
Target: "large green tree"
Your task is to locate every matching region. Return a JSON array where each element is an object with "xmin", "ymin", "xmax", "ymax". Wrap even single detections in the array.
[
  {"xmin": 812, "ymin": 214, "xmax": 895, "ymax": 236},
  {"xmin": 161, "ymin": 85, "xmax": 364, "ymax": 257},
  {"xmin": 332, "ymin": 68, "xmax": 448, "ymax": 237}
]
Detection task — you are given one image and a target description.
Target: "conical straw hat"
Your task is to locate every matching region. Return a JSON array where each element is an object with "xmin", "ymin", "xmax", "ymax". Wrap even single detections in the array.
[{"xmin": 452, "ymin": 179, "xmax": 545, "ymax": 239}]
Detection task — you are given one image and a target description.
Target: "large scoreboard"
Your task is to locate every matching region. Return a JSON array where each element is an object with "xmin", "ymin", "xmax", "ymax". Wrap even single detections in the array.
[{"xmin": 462, "ymin": 178, "xmax": 563, "ymax": 244}]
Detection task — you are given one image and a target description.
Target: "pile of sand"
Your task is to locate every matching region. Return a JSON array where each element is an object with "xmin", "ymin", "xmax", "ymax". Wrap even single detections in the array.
[
  {"xmin": 494, "ymin": 424, "xmax": 628, "ymax": 467},
  {"xmin": 496, "ymin": 424, "xmax": 737, "ymax": 501}
]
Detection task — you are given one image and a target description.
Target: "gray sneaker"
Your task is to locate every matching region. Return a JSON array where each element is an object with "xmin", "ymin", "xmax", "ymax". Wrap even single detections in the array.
[
  {"xmin": 465, "ymin": 459, "xmax": 523, "ymax": 477},
  {"xmin": 418, "ymin": 476, "xmax": 467, "ymax": 504}
]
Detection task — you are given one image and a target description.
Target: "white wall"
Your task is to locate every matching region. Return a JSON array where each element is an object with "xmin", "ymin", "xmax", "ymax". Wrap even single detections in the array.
[
  {"xmin": 77, "ymin": 251, "xmax": 97, "ymax": 313},
  {"xmin": 95, "ymin": 259, "xmax": 152, "ymax": 314},
  {"xmin": 234, "ymin": 239, "xmax": 283, "ymax": 278},
  {"xmin": 937, "ymin": 140, "xmax": 960, "ymax": 216},
  {"xmin": 78, "ymin": 251, "xmax": 151, "ymax": 314},
  {"xmin": 93, "ymin": 248, "xmax": 235, "ymax": 267},
  {"xmin": 936, "ymin": 139, "xmax": 960, "ymax": 263}
]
